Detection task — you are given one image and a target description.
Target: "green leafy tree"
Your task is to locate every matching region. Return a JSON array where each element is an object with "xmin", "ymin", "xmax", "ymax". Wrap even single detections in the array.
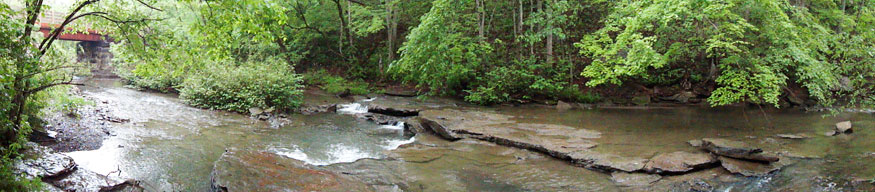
[{"xmin": 577, "ymin": 0, "xmax": 873, "ymax": 107}]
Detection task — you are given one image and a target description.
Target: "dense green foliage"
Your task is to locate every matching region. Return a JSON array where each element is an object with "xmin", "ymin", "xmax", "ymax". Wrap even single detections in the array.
[
  {"xmin": 180, "ymin": 59, "xmax": 303, "ymax": 113},
  {"xmin": 105, "ymin": 0, "xmax": 875, "ymax": 108},
  {"xmin": 390, "ymin": 0, "xmax": 607, "ymax": 104},
  {"xmin": 579, "ymin": 0, "xmax": 875, "ymax": 107},
  {"xmin": 303, "ymin": 69, "xmax": 375, "ymax": 95}
]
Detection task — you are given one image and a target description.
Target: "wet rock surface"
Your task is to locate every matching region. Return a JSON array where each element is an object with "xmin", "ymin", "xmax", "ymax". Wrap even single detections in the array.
[
  {"xmin": 296, "ymin": 104, "xmax": 338, "ymax": 115},
  {"xmin": 610, "ymin": 172, "xmax": 661, "ymax": 187},
  {"xmin": 210, "ymin": 148, "xmax": 373, "ymax": 192},
  {"xmin": 775, "ymin": 134, "xmax": 808, "ymax": 139},
  {"xmin": 14, "ymin": 143, "xmax": 143, "ymax": 192},
  {"xmin": 569, "ymin": 151, "xmax": 649, "ymax": 172},
  {"xmin": 39, "ymin": 99, "xmax": 121, "ymax": 152},
  {"xmin": 644, "ymin": 151, "xmax": 717, "ymax": 174},
  {"xmin": 717, "ymin": 156, "xmax": 783, "ymax": 177},
  {"xmin": 415, "ymin": 109, "xmax": 673, "ymax": 173},
  {"xmin": 698, "ymin": 138, "xmax": 779, "ymax": 162},
  {"xmin": 355, "ymin": 112, "xmax": 404, "ymax": 125},
  {"xmin": 15, "ymin": 143, "xmax": 77, "ymax": 178}
]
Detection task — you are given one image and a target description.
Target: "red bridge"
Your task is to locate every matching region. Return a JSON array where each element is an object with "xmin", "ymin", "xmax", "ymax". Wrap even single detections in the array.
[
  {"xmin": 37, "ymin": 10, "xmax": 106, "ymax": 42},
  {"xmin": 38, "ymin": 10, "xmax": 116, "ymax": 77}
]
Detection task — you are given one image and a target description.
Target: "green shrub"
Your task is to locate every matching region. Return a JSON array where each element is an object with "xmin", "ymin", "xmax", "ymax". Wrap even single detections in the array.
[
  {"xmin": 180, "ymin": 58, "xmax": 303, "ymax": 113},
  {"xmin": 43, "ymin": 87, "xmax": 93, "ymax": 117},
  {"xmin": 303, "ymin": 69, "xmax": 373, "ymax": 95}
]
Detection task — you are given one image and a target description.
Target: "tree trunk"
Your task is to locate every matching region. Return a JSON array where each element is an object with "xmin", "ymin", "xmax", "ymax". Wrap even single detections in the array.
[
  {"xmin": 545, "ymin": 0, "xmax": 553, "ymax": 64},
  {"xmin": 476, "ymin": 0, "xmax": 485, "ymax": 41},
  {"xmin": 332, "ymin": 0, "xmax": 349, "ymax": 56}
]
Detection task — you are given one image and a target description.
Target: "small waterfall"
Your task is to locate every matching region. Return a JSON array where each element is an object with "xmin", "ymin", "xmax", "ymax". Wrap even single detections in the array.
[{"xmin": 337, "ymin": 103, "xmax": 368, "ymax": 114}]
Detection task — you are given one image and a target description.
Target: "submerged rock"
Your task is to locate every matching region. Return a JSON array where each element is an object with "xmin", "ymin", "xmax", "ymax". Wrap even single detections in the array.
[
  {"xmin": 570, "ymin": 151, "xmax": 649, "ymax": 172},
  {"xmin": 644, "ymin": 151, "xmax": 717, "ymax": 174},
  {"xmin": 698, "ymin": 138, "xmax": 779, "ymax": 162},
  {"xmin": 717, "ymin": 156, "xmax": 781, "ymax": 177},
  {"xmin": 836, "ymin": 121, "xmax": 853, "ymax": 134},
  {"xmin": 776, "ymin": 134, "xmax": 808, "ymax": 139},
  {"xmin": 210, "ymin": 148, "xmax": 373, "ymax": 192},
  {"xmin": 611, "ymin": 172, "xmax": 661, "ymax": 187},
  {"xmin": 418, "ymin": 109, "xmax": 627, "ymax": 171}
]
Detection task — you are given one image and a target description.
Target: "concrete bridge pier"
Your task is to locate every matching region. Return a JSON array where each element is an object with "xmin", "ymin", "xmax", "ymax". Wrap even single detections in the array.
[{"xmin": 76, "ymin": 41, "xmax": 116, "ymax": 78}]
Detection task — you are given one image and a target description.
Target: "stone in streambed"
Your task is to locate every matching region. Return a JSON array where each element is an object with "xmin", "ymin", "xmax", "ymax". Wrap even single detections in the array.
[
  {"xmin": 776, "ymin": 134, "xmax": 808, "ymax": 139},
  {"xmin": 611, "ymin": 172, "xmax": 661, "ymax": 187},
  {"xmin": 644, "ymin": 151, "xmax": 717, "ymax": 174},
  {"xmin": 717, "ymin": 156, "xmax": 782, "ymax": 177},
  {"xmin": 698, "ymin": 138, "xmax": 779, "ymax": 162},
  {"xmin": 569, "ymin": 151, "xmax": 648, "ymax": 172},
  {"xmin": 632, "ymin": 96, "xmax": 651, "ymax": 106},
  {"xmin": 836, "ymin": 121, "xmax": 853, "ymax": 134},
  {"xmin": 366, "ymin": 99, "xmax": 422, "ymax": 117},
  {"xmin": 14, "ymin": 143, "xmax": 76, "ymax": 178},
  {"xmin": 210, "ymin": 148, "xmax": 373, "ymax": 192},
  {"xmin": 556, "ymin": 100, "xmax": 572, "ymax": 111}
]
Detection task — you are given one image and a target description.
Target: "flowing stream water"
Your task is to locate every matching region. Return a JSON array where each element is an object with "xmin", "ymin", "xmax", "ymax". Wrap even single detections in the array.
[{"xmin": 64, "ymin": 79, "xmax": 874, "ymax": 191}]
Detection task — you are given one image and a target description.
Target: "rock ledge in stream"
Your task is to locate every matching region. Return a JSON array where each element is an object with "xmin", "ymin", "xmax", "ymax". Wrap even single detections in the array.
[
  {"xmin": 697, "ymin": 138, "xmax": 779, "ymax": 162},
  {"xmin": 211, "ymin": 148, "xmax": 373, "ymax": 192},
  {"xmin": 717, "ymin": 156, "xmax": 787, "ymax": 177},
  {"xmin": 414, "ymin": 109, "xmax": 656, "ymax": 172},
  {"xmin": 611, "ymin": 172, "xmax": 661, "ymax": 187},
  {"xmin": 644, "ymin": 151, "xmax": 717, "ymax": 174}
]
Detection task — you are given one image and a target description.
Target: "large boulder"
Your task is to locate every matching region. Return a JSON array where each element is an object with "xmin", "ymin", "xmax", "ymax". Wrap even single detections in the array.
[
  {"xmin": 644, "ymin": 151, "xmax": 717, "ymax": 174},
  {"xmin": 210, "ymin": 148, "xmax": 373, "ymax": 192},
  {"xmin": 698, "ymin": 138, "xmax": 779, "ymax": 162}
]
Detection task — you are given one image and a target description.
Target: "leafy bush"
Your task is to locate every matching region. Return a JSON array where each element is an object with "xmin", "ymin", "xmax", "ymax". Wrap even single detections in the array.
[
  {"xmin": 43, "ymin": 87, "xmax": 93, "ymax": 117},
  {"xmin": 465, "ymin": 59, "xmax": 600, "ymax": 105},
  {"xmin": 180, "ymin": 58, "xmax": 303, "ymax": 113},
  {"xmin": 303, "ymin": 69, "xmax": 373, "ymax": 95}
]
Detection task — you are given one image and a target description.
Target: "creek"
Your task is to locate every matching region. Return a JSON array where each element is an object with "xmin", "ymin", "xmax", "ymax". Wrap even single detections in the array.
[{"xmin": 64, "ymin": 79, "xmax": 874, "ymax": 191}]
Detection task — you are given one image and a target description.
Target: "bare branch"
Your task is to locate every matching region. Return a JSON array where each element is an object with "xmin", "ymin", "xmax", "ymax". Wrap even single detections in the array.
[
  {"xmin": 21, "ymin": 0, "xmax": 45, "ymax": 40},
  {"xmin": 24, "ymin": 65, "xmax": 85, "ymax": 78},
  {"xmin": 26, "ymin": 80, "xmax": 84, "ymax": 95}
]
